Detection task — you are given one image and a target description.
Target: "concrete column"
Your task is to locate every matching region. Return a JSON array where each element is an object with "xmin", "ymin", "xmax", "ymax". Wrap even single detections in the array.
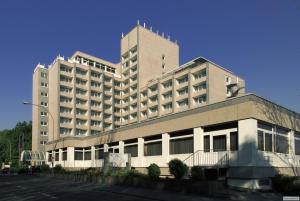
[
  {"xmin": 91, "ymin": 146, "xmax": 95, "ymax": 167},
  {"xmin": 119, "ymin": 141, "xmax": 124, "ymax": 154},
  {"xmin": 68, "ymin": 147, "xmax": 75, "ymax": 169},
  {"xmin": 162, "ymin": 133, "xmax": 170, "ymax": 166},
  {"xmin": 289, "ymin": 131, "xmax": 295, "ymax": 156},
  {"xmin": 138, "ymin": 138, "xmax": 144, "ymax": 167},
  {"xmin": 238, "ymin": 118, "xmax": 258, "ymax": 166},
  {"xmin": 104, "ymin": 144, "xmax": 109, "ymax": 152},
  {"xmin": 193, "ymin": 127, "xmax": 203, "ymax": 152},
  {"xmin": 59, "ymin": 148, "xmax": 63, "ymax": 162},
  {"xmin": 210, "ymin": 134, "xmax": 213, "ymax": 152}
]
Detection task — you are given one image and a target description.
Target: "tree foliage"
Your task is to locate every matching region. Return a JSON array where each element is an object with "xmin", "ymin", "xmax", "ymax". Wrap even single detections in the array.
[{"xmin": 0, "ymin": 121, "xmax": 32, "ymax": 166}]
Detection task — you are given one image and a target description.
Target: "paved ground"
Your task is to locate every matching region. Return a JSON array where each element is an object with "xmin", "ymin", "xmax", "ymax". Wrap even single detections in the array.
[{"xmin": 0, "ymin": 175, "xmax": 282, "ymax": 201}]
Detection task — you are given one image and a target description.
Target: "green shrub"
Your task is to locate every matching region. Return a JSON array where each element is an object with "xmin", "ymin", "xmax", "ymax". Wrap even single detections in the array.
[
  {"xmin": 191, "ymin": 166, "xmax": 204, "ymax": 181},
  {"xmin": 147, "ymin": 163, "xmax": 161, "ymax": 179},
  {"xmin": 126, "ymin": 169, "xmax": 144, "ymax": 178},
  {"xmin": 18, "ymin": 166, "xmax": 29, "ymax": 174},
  {"xmin": 53, "ymin": 164, "xmax": 64, "ymax": 174},
  {"xmin": 41, "ymin": 164, "xmax": 51, "ymax": 173},
  {"xmin": 168, "ymin": 159, "xmax": 188, "ymax": 180},
  {"xmin": 272, "ymin": 174, "xmax": 298, "ymax": 194}
]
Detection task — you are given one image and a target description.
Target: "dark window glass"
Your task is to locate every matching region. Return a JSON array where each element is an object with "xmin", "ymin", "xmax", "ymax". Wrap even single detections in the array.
[
  {"xmin": 62, "ymin": 151, "xmax": 67, "ymax": 161},
  {"xmin": 258, "ymin": 130, "xmax": 264, "ymax": 151},
  {"xmin": 48, "ymin": 153, "xmax": 52, "ymax": 162},
  {"xmin": 144, "ymin": 141, "xmax": 162, "ymax": 156},
  {"xmin": 55, "ymin": 152, "xmax": 59, "ymax": 161},
  {"xmin": 295, "ymin": 138, "xmax": 300, "ymax": 155},
  {"xmin": 170, "ymin": 137, "xmax": 193, "ymax": 154},
  {"xmin": 230, "ymin": 132, "xmax": 238, "ymax": 151},
  {"xmin": 213, "ymin": 135, "xmax": 227, "ymax": 152},
  {"xmin": 75, "ymin": 151, "xmax": 83, "ymax": 160},
  {"xmin": 84, "ymin": 151, "xmax": 91, "ymax": 160},
  {"xmin": 95, "ymin": 149, "xmax": 104, "ymax": 159},
  {"xmin": 265, "ymin": 133, "xmax": 273, "ymax": 152},
  {"xmin": 124, "ymin": 145, "xmax": 138, "ymax": 157},
  {"xmin": 275, "ymin": 135, "xmax": 289, "ymax": 154},
  {"xmin": 204, "ymin": 135, "xmax": 210, "ymax": 152},
  {"xmin": 258, "ymin": 122, "xmax": 272, "ymax": 131}
]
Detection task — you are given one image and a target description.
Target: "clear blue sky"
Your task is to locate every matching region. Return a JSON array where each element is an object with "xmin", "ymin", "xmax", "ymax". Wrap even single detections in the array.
[{"xmin": 0, "ymin": 0, "xmax": 299, "ymax": 130}]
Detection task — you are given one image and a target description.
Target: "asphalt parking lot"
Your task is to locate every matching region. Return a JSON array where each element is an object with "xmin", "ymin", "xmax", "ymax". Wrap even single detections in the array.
[
  {"xmin": 0, "ymin": 175, "xmax": 200, "ymax": 201},
  {"xmin": 0, "ymin": 175, "xmax": 283, "ymax": 201}
]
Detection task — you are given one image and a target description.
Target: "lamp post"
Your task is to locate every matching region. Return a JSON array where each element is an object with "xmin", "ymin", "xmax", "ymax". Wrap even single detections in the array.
[{"xmin": 23, "ymin": 101, "xmax": 55, "ymax": 173}]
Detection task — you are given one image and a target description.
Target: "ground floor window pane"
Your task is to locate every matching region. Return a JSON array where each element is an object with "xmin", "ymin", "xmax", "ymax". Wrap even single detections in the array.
[
  {"xmin": 295, "ymin": 138, "xmax": 300, "ymax": 155},
  {"xmin": 213, "ymin": 135, "xmax": 226, "ymax": 152},
  {"xmin": 170, "ymin": 137, "xmax": 193, "ymax": 154},
  {"xmin": 230, "ymin": 132, "xmax": 238, "ymax": 151},
  {"xmin": 124, "ymin": 145, "xmax": 138, "ymax": 157},
  {"xmin": 265, "ymin": 133, "xmax": 273, "ymax": 152},
  {"xmin": 84, "ymin": 151, "xmax": 91, "ymax": 160},
  {"xmin": 257, "ymin": 130, "xmax": 264, "ymax": 151},
  {"xmin": 55, "ymin": 152, "xmax": 59, "ymax": 161},
  {"xmin": 204, "ymin": 135, "xmax": 210, "ymax": 152},
  {"xmin": 275, "ymin": 135, "xmax": 289, "ymax": 154},
  {"xmin": 74, "ymin": 151, "xmax": 83, "ymax": 160},
  {"xmin": 144, "ymin": 141, "xmax": 162, "ymax": 156},
  {"xmin": 95, "ymin": 149, "xmax": 104, "ymax": 159},
  {"xmin": 62, "ymin": 152, "xmax": 67, "ymax": 161}
]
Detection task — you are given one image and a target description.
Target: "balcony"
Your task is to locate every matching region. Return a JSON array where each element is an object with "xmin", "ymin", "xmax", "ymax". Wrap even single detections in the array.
[
  {"xmin": 104, "ymin": 118, "xmax": 113, "ymax": 124},
  {"xmin": 104, "ymin": 90, "xmax": 113, "ymax": 96}
]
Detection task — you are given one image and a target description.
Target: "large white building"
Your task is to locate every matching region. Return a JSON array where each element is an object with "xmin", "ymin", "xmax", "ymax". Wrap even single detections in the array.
[{"xmin": 31, "ymin": 23, "xmax": 300, "ymax": 189}]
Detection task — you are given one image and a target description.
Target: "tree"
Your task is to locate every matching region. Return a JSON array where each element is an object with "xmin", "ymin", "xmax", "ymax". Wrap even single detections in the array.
[{"xmin": 0, "ymin": 121, "xmax": 32, "ymax": 166}]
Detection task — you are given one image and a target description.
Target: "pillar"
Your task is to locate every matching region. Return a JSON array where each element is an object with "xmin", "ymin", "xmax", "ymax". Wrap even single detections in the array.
[
  {"xmin": 119, "ymin": 141, "xmax": 124, "ymax": 154},
  {"xmin": 193, "ymin": 127, "xmax": 203, "ymax": 152},
  {"xmin": 138, "ymin": 137, "xmax": 144, "ymax": 167},
  {"xmin": 238, "ymin": 118, "xmax": 258, "ymax": 166},
  {"xmin": 162, "ymin": 133, "xmax": 170, "ymax": 166}
]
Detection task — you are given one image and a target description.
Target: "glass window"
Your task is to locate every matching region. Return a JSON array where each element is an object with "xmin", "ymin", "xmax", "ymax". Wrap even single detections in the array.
[
  {"xmin": 144, "ymin": 141, "xmax": 162, "ymax": 156},
  {"xmin": 124, "ymin": 145, "xmax": 138, "ymax": 157},
  {"xmin": 295, "ymin": 132, "xmax": 300, "ymax": 155},
  {"xmin": 170, "ymin": 137, "xmax": 193, "ymax": 154},
  {"xmin": 84, "ymin": 149, "xmax": 91, "ymax": 160},
  {"xmin": 213, "ymin": 135, "xmax": 227, "ymax": 152},
  {"xmin": 275, "ymin": 135, "xmax": 289, "ymax": 154},
  {"xmin": 204, "ymin": 135, "xmax": 210, "ymax": 152},
  {"xmin": 62, "ymin": 151, "xmax": 67, "ymax": 161},
  {"xmin": 230, "ymin": 132, "xmax": 238, "ymax": 151},
  {"xmin": 258, "ymin": 130, "xmax": 264, "ymax": 151},
  {"xmin": 74, "ymin": 148, "xmax": 83, "ymax": 160},
  {"xmin": 265, "ymin": 133, "xmax": 273, "ymax": 152},
  {"xmin": 55, "ymin": 151, "xmax": 59, "ymax": 161}
]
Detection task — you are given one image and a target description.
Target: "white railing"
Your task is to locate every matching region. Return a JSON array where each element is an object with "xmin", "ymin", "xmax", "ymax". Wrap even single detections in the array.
[{"xmin": 183, "ymin": 150, "xmax": 229, "ymax": 167}]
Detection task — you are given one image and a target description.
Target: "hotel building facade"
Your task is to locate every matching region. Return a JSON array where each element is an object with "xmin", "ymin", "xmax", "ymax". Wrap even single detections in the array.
[{"xmin": 32, "ymin": 24, "xmax": 300, "ymax": 189}]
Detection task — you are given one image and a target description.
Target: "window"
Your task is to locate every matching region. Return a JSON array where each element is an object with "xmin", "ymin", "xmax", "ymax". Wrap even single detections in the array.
[
  {"xmin": 265, "ymin": 133, "xmax": 273, "ymax": 152},
  {"xmin": 48, "ymin": 152, "xmax": 52, "ymax": 162},
  {"xmin": 204, "ymin": 135, "xmax": 210, "ymax": 152},
  {"xmin": 177, "ymin": 87, "xmax": 188, "ymax": 96},
  {"xmin": 41, "ymin": 82, "xmax": 48, "ymax": 87},
  {"xmin": 41, "ymin": 102, "xmax": 48, "ymax": 107},
  {"xmin": 74, "ymin": 148, "xmax": 83, "ymax": 160},
  {"xmin": 40, "ymin": 140, "xmax": 47, "ymax": 145},
  {"xmin": 177, "ymin": 99, "xmax": 188, "ymax": 107},
  {"xmin": 55, "ymin": 150, "xmax": 59, "ymax": 161},
  {"xmin": 257, "ymin": 130, "xmax": 264, "ymax": 151},
  {"xmin": 194, "ymin": 95, "xmax": 207, "ymax": 104},
  {"xmin": 144, "ymin": 141, "xmax": 162, "ymax": 156},
  {"xmin": 163, "ymin": 103, "xmax": 172, "ymax": 111},
  {"xmin": 62, "ymin": 148, "xmax": 67, "ymax": 161},
  {"xmin": 41, "ymin": 92, "xmax": 48, "ymax": 97},
  {"xmin": 213, "ymin": 135, "xmax": 227, "ymax": 152},
  {"xmin": 123, "ymin": 144, "xmax": 137, "ymax": 157},
  {"xmin": 170, "ymin": 137, "xmax": 193, "ymax": 154},
  {"xmin": 230, "ymin": 132, "xmax": 238, "ymax": 151},
  {"xmin": 193, "ymin": 69, "xmax": 206, "ymax": 80},
  {"xmin": 41, "ymin": 72, "xmax": 47, "ymax": 78},
  {"xmin": 163, "ymin": 91, "xmax": 172, "ymax": 100},
  {"xmin": 95, "ymin": 147, "xmax": 104, "ymax": 159},
  {"xmin": 41, "ymin": 121, "xmax": 47, "ymax": 126},
  {"xmin": 41, "ymin": 111, "xmax": 47, "ymax": 116},
  {"xmin": 275, "ymin": 134, "xmax": 289, "ymax": 154},
  {"xmin": 295, "ymin": 132, "xmax": 300, "ymax": 155},
  {"xmin": 40, "ymin": 131, "xmax": 48, "ymax": 136},
  {"xmin": 177, "ymin": 75, "xmax": 188, "ymax": 84},
  {"xmin": 84, "ymin": 148, "xmax": 91, "ymax": 160}
]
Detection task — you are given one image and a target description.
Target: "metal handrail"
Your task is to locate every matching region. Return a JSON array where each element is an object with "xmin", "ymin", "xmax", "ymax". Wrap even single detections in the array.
[{"xmin": 183, "ymin": 149, "xmax": 230, "ymax": 167}]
